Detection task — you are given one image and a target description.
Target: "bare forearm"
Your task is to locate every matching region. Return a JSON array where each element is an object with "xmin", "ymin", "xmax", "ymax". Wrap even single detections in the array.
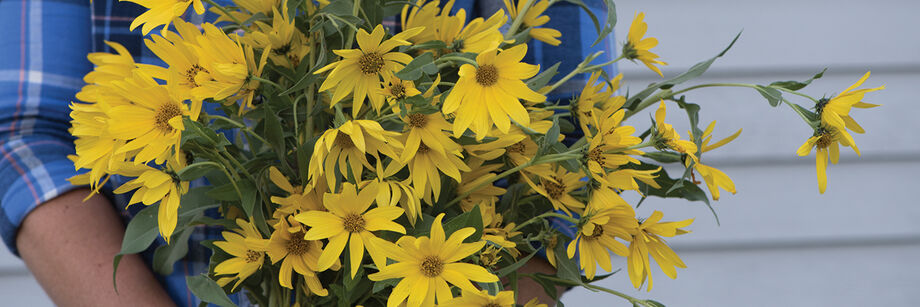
[
  {"xmin": 515, "ymin": 257, "xmax": 568, "ymax": 306},
  {"xmin": 16, "ymin": 188, "xmax": 175, "ymax": 307}
]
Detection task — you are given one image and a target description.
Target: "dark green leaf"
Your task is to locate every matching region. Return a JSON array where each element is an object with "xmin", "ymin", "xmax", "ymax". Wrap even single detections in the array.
[
  {"xmin": 186, "ymin": 274, "xmax": 239, "ymax": 307},
  {"xmin": 177, "ymin": 161, "xmax": 222, "ymax": 181},
  {"xmin": 407, "ymin": 40, "xmax": 448, "ymax": 52},
  {"xmin": 320, "ymin": 0, "xmax": 353, "ymax": 16},
  {"xmin": 625, "ymin": 32, "xmax": 742, "ymax": 109},
  {"xmin": 152, "ymin": 227, "xmax": 193, "ymax": 275},
  {"xmin": 442, "ymin": 204, "xmax": 483, "ymax": 242},
  {"xmin": 261, "ymin": 103, "xmax": 286, "ymax": 160},
  {"xmin": 770, "ymin": 68, "xmax": 827, "ymax": 91},
  {"xmin": 554, "ymin": 237, "xmax": 582, "ymax": 284},
  {"xmin": 206, "ymin": 183, "xmax": 240, "ymax": 201},
  {"xmin": 113, "ymin": 204, "xmax": 159, "ymax": 291},
  {"xmin": 642, "ymin": 151, "xmax": 682, "ymax": 163},
  {"xmin": 279, "ymin": 71, "xmax": 318, "ymax": 95},
  {"xmin": 395, "ymin": 52, "xmax": 437, "ymax": 80}
]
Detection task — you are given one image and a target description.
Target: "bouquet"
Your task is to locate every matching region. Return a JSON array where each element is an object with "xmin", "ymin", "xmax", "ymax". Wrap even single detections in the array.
[{"xmin": 69, "ymin": 0, "xmax": 884, "ymax": 306}]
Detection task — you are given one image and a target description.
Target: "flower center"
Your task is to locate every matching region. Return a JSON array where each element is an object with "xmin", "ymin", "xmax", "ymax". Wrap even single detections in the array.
[
  {"xmin": 417, "ymin": 142, "xmax": 431, "ymax": 154},
  {"xmin": 484, "ymin": 303, "xmax": 502, "ymax": 307},
  {"xmin": 420, "ymin": 256, "xmax": 444, "ymax": 277},
  {"xmin": 585, "ymin": 225, "xmax": 604, "ymax": 240},
  {"xmin": 335, "ymin": 134, "xmax": 355, "ymax": 149},
  {"xmin": 245, "ymin": 250, "xmax": 261, "ymax": 263},
  {"xmin": 286, "ymin": 231, "xmax": 309, "ymax": 256},
  {"xmin": 587, "ymin": 147, "xmax": 605, "ymax": 167},
  {"xmin": 358, "ymin": 52, "xmax": 385, "ymax": 75},
  {"xmin": 542, "ymin": 176, "xmax": 566, "ymax": 200},
  {"xmin": 622, "ymin": 42, "xmax": 639, "ymax": 60},
  {"xmin": 185, "ymin": 64, "xmax": 209, "ymax": 87},
  {"xmin": 407, "ymin": 113, "xmax": 427, "ymax": 128},
  {"xmin": 507, "ymin": 141, "xmax": 526, "ymax": 154},
  {"xmin": 154, "ymin": 103, "xmax": 183, "ymax": 134},
  {"xmin": 475, "ymin": 65, "xmax": 499, "ymax": 86},
  {"xmin": 342, "ymin": 213, "xmax": 366, "ymax": 233},
  {"xmin": 391, "ymin": 83, "xmax": 407, "ymax": 100},
  {"xmin": 815, "ymin": 131, "xmax": 833, "ymax": 149}
]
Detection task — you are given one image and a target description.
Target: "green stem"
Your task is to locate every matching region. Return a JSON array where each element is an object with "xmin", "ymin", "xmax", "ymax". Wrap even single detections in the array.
[
  {"xmin": 512, "ymin": 212, "xmax": 580, "ymax": 232},
  {"xmin": 435, "ymin": 56, "xmax": 478, "ymax": 67},
  {"xmin": 622, "ymin": 88, "xmax": 674, "ymax": 120},
  {"xmin": 251, "ymin": 75, "xmax": 284, "ymax": 90},
  {"xmin": 342, "ymin": 0, "xmax": 362, "ymax": 49},
  {"xmin": 540, "ymin": 51, "xmax": 609, "ymax": 95},
  {"xmin": 207, "ymin": 114, "xmax": 272, "ymax": 146},
  {"xmin": 504, "ymin": 0, "xmax": 536, "ymax": 41},
  {"xmin": 582, "ymin": 283, "xmax": 660, "ymax": 307}
]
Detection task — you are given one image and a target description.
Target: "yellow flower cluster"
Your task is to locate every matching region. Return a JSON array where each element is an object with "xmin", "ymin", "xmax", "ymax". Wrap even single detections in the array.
[{"xmin": 71, "ymin": 0, "xmax": 885, "ymax": 305}]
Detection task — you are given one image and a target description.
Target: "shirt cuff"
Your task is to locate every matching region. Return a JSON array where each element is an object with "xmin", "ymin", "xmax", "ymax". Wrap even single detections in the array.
[{"xmin": 0, "ymin": 137, "xmax": 82, "ymax": 256}]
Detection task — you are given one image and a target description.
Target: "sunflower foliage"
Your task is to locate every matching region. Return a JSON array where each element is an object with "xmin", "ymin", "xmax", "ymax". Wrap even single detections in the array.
[{"xmin": 68, "ymin": 0, "xmax": 884, "ymax": 306}]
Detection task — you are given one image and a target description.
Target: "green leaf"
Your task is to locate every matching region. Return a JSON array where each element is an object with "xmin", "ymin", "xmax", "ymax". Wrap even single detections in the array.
[
  {"xmin": 526, "ymin": 273, "xmax": 560, "ymax": 299},
  {"xmin": 538, "ymin": 117, "xmax": 561, "ymax": 155},
  {"xmin": 279, "ymin": 71, "xmax": 318, "ymax": 95},
  {"xmin": 645, "ymin": 300, "xmax": 667, "ymax": 307},
  {"xmin": 371, "ymin": 278, "xmax": 399, "ymax": 293},
  {"xmin": 755, "ymin": 85, "xmax": 783, "ymax": 107},
  {"xmin": 206, "ymin": 183, "xmax": 240, "ymax": 201},
  {"xmin": 176, "ymin": 161, "xmax": 222, "ymax": 181},
  {"xmin": 526, "ymin": 62, "xmax": 561, "ymax": 91},
  {"xmin": 113, "ymin": 204, "xmax": 159, "ymax": 291},
  {"xmin": 407, "ymin": 40, "xmax": 448, "ymax": 52},
  {"xmin": 631, "ymin": 164, "xmax": 720, "ymax": 224},
  {"xmin": 395, "ymin": 52, "xmax": 437, "ymax": 80},
  {"xmin": 320, "ymin": 0, "xmax": 353, "ymax": 16},
  {"xmin": 590, "ymin": 0, "xmax": 617, "ymax": 47},
  {"xmin": 625, "ymin": 32, "xmax": 742, "ymax": 109},
  {"xmin": 642, "ymin": 151, "xmax": 682, "ymax": 163},
  {"xmin": 261, "ymin": 103, "xmax": 287, "ymax": 160},
  {"xmin": 788, "ymin": 102, "xmax": 819, "ymax": 128},
  {"xmin": 152, "ymin": 227, "xmax": 193, "ymax": 275},
  {"xmin": 186, "ymin": 274, "xmax": 239, "ymax": 307},
  {"xmin": 238, "ymin": 179, "xmax": 259, "ymax": 218},
  {"xmin": 442, "ymin": 204, "xmax": 483, "ymax": 242},
  {"xmin": 495, "ymin": 249, "xmax": 538, "ymax": 277},
  {"xmin": 554, "ymin": 237, "xmax": 582, "ymax": 284},
  {"xmin": 770, "ymin": 68, "xmax": 827, "ymax": 91}
]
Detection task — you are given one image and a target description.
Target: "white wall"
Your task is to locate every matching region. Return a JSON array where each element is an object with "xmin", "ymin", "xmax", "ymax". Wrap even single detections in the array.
[{"xmin": 562, "ymin": 0, "xmax": 920, "ymax": 306}]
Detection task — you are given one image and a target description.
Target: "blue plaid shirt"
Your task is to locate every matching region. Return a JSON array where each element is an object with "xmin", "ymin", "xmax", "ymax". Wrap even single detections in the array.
[{"xmin": 0, "ymin": 0, "xmax": 615, "ymax": 305}]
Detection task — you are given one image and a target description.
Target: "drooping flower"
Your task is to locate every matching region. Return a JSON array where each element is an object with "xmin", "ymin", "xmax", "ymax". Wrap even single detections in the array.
[
  {"xmin": 111, "ymin": 155, "xmax": 189, "ymax": 242},
  {"xmin": 435, "ymin": 1, "xmax": 506, "ymax": 53},
  {"xmin": 315, "ymin": 25, "xmax": 424, "ymax": 117},
  {"xmin": 575, "ymin": 72, "xmax": 624, "ymax": 133},
  {"xmin": 126, "ymin": 2, "xmax": 205, "ymax": 36},
  {"xmin": 295, "ymin": 182, "xmax": 406, "ymax": 277},
  {"xmin": 268, "ymin": 166, "xmax": 324, "ymax": 220},
  {"xmin": 214, "ymin": 219, "xmax": 269, "ymax": 290},
  {"xmin": 623, "ymin": 12, "xmax": 667, "ymax": 76},
  {"xmin": 364, "ymin": 160, "xmax": 422, "ymax": 224},
  {"xmin": 503, "ymin": 0, "xmax": 562, "ymax": 45},
  {"xmin": 456, "ymin": 159, "xmax": 505, "ymax": 212},
  {"xmin": 654, "ymin": 101, "xmax": 698, "ymax": 162},
  {"xmin": 687, "ymin": 121, "xmax": 742, "ymax": 200},
  {"xmin": 368, "ymin": 214, "xmax": 498, "ymax": 307},
  {"xmin": 627, "ymin": 211, "xmax": 692, "ymax": 291},
  {"xmin": 585, "ymin": 108, "xmax": 643, "ymax": 185},
  {"xmin": 816, "ymin": 71, "xmax": 883, "ymax": 134},
  {"xmin": 264, "ymin": 216, "xmax": 330, "ymax": 294},
  {"xmin": 190, "ymin": 23, "xmax": 250, "ymax": 103},
  {"xmin": 443, "ymin": 44, "xmax": 546, "ymax": 140},
  {"xmin": 440, "ymin": 290, "xmax": 516, "ymax": 307},
  {"xmin": 239, "ymin": 5, "xmax": 310, "ymax": 68},
  {"xmin": 797, "ymin": 127, "xmax": 858, "ymax": 194}
]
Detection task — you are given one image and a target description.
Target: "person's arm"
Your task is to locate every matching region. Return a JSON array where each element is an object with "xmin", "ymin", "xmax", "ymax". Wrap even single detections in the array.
[
  {"xmin": 17, "ymin": 189, "xmax": 175, "ymax": 306},
  {"xmin": 515, "ymin": 257, "xmax": 568, "ymax": 306},
  {"xmin": 0, "ymin": 1, "xmax": 173, "ymax": 305}
]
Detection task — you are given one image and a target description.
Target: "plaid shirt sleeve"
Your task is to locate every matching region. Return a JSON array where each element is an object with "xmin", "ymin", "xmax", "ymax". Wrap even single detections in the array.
[{"xmin": 0, "ymin": 0, "xmax": 94, "ymax": 256}]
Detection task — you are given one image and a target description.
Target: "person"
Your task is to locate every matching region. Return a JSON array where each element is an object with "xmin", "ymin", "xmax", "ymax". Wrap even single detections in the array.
[{"xmin": 0, "ymin": 0, "xmax": 616, "ymax": 305}]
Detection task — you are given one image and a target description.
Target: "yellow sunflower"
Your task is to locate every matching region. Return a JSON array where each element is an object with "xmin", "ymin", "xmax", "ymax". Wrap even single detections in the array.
[
  {"xmin": 309, "ymin": 120, "xmax": 403, "ymax": 188},
  {"xmin": 268, "ymin": 166, "xmax": 324, "ymax": 220},
  {"xmin": 797, "ymin": 127, "xmax": 858, "ymax": 194},
  {"xmin": 687, "ymin": 121, "xmax": 742, "ymax": 200},
  {"xmin": 264, "ymin": 216, "xmax": 330, "ymax": 294},
  {"xmin": 443, "ymin": 44, "xmax": 546, "ymax": 140},
  {"xmin": 240, "ymin": 5, "xmax": 310, "ymax": 68},
  {"xmin": 402, "ymin": 136, "xmax": 470, "ymax": 202},
  {"xmin": 627, "ymin": 211, "xmax": 692, "ymax": 291},
  {"xmin": 380, "ymin": 76, "xmax": 422, "ymax": 104},
  {"xmin": 456, "ymin": 159, "xmax": 505, "ymax": 212},
  {"xmin": 400, "ymin": 0, "xmax": 442, "ymax": 44},
  {"xmin": 368, "ymin": 214, "xmax": 498, "ymax": 307},
  {"xmin": 585, "ymin": 108, "xmax": 643, "ymax": 185},
  {"xmin": 106, "ymin": 71, "xmax": 191, "ymax": 165},
  {"xmin": 315, "ymin": 25, "xmax": 424, "ymax": 117},
  {"xmin": 521, "ymin": 165, "xmax": 586, "ymax": 216},
  {"xmin": 214, "ymin": 219, "xmax": 269, "ymax": 291},
  {"xmin": 503, "ymin": 0, "xmax": 562, "ymax": 45},
  {"xmin": 624, "ymin": 12, "xmax": 667, "ymax": 76},
  {"xmin": 567, "ymin": 191, "xmax": 636, "ymax": 279},
  {"xmin": 190, "ymin": 23, "xmax": 250, "ymax": 102},
  {"xmin": 295, "ymin": 182, "xmax": 406, "ymax": 277},
  {"xmin": 363, "ymin": 160, "xmax": 422, "ymax": 225},
  {"xmin": 817, "ymin": 71, "xmax": 884, "ymax": 134},
  {"xmin": 440, "ymin": 290, "xmax": 516, "ymax": 307},
  {"xmin": 126, "ymin": 1, "xmax": 205, "ymax": 36},
  {"xmin": 435, "ymin": 1, "xmax": 506, "ymax": 53}
]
